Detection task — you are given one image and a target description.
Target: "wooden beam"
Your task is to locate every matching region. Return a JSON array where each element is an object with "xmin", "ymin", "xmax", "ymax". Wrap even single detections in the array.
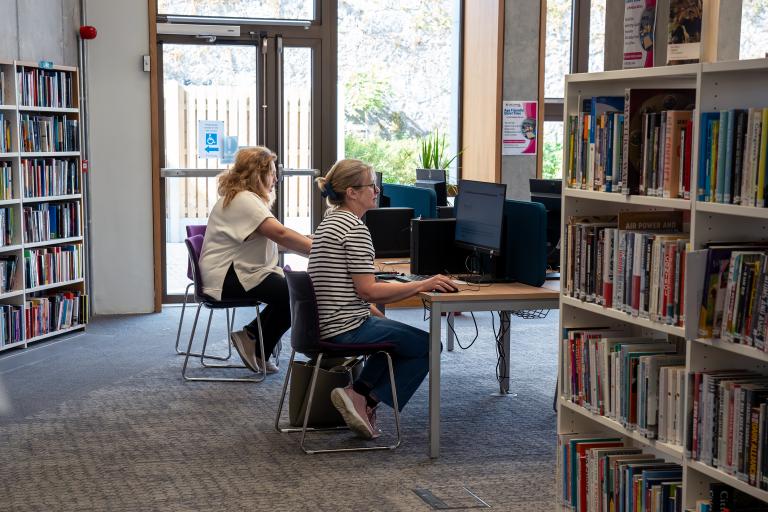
[
  {"xmin": 461, "ymin": 0, "xmax": 503, "ymax": 183},
  {"xmin": 148, "ymin": 0, "xmax": 162, "ymax": 313}
]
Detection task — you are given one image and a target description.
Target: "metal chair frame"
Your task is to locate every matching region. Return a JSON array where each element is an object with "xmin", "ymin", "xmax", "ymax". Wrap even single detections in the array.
[
  {"xmin": 174, "ymin": 281, "xmax": 232, "ymax": 362},
  {"xmin": 181, "ymin": 235, "xmax": 268, "ymax": 383},
  {"xmin": 273, "ymin": 270, "xmax": 401, "ymax": 454}
]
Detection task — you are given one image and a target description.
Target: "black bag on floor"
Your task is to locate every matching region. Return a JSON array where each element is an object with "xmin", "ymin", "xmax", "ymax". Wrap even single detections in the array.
[{"xmin": 288, "ymin": 357, "xmax": 363, "ymax": 428}]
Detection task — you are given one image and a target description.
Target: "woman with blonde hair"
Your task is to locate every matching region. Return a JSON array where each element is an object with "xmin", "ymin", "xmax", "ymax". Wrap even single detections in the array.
[
  {"xmin": 308, "ymin": 159, "xmax": 457, "ymax": 439},
  {"xmin": 199, "ymin": 146, "xmax": 311, "ymax": 374}
]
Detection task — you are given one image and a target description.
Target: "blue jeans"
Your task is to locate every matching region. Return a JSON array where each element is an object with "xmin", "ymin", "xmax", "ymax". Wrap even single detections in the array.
[{"xmin": 327, "ymin": 316, "xmax": 432, "ymax": 411}]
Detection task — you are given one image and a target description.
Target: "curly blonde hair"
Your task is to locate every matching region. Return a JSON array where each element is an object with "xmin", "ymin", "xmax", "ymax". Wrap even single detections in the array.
[
  {"xmin": 315, "ymin": 159, "xmax": 374, "ymax": 208},
  {"xmin": 218, "ymin": 146, "xmax": 276, "ymax": 208}
]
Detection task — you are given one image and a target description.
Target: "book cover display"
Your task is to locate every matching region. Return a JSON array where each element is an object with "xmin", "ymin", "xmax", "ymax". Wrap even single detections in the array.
[
  {"xmin": 624, "ymin": 0, "xmax": 657, "ymax": 69},
  {"xmin": 667, "ymin": 0, "xmax": 702, "ymax": 65}
]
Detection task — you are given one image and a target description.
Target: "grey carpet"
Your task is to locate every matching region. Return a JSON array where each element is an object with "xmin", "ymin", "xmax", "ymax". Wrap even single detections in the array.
[{"xmin": 0, "ymin": 307, "xmax": 558, "ymax": 511}]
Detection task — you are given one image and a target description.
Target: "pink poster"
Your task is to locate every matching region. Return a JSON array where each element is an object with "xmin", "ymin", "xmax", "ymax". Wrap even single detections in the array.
[{"xmin": 502, "ymin": 101, "xmax": 537, "ymax": 155}]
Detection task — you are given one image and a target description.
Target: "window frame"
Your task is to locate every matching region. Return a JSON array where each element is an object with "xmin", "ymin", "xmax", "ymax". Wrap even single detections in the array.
[{"xmin": 538, "ymin": 0, "xmax": 591, "ymax": 178}]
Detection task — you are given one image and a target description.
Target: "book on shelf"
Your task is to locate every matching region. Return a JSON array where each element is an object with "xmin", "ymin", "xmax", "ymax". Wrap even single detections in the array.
[
  {"xmin": 666, "ymin": 0, "xmax": 702, "ymax": 65},
  {"xmin": 622, "ymin": 89, "xmax": 696, "ymax": 195},
  {"xmin": 0, "ymin": 69, "xmax": 4, "ymax": 104},
  {"xmin": 564, "ymin": 211, "xmax": 688, "ymax": 326},
  {"xmin": 698, "ymin": 108, "xmax": 768, "ymax": 207},
  {"xmin": 557, "ymin": 433, "xmax": 684, "ymax": 512},
  {"xmin": 0, "ymin": 113, "xmax": 11, "ymax": 153},
  {"xmin": 706, "ymin": 482, "xmax": 768, "ymax": 511},
  {"xmin": 696, "ymin": 242, "xmax": 768, "ymax": 345},
  {"xmin": 623, "ymin": 0, "xmax": 657, "ymax": 69},
  {"xmin": 0, "ymin": 304, "xmax": 23, "ymax": 347}
]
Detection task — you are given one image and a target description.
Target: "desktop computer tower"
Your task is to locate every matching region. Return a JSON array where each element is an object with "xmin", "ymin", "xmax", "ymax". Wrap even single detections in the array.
[{"xmin": 410, "ymin": 218, "xmax": 471, "ymax": 275}]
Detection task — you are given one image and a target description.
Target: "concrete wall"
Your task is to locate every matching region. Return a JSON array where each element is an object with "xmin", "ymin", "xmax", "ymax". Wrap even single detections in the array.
[
  {"xmin": 84, "ymin": 0, "xmax": 154, "ymax": 313},
  {"xmin": 0, "ymin": 0, "xmax": 80, "ymax": 65},
  {"xmin": 501, "ymin": 0, "xmax": 540, "ymax": 201}
]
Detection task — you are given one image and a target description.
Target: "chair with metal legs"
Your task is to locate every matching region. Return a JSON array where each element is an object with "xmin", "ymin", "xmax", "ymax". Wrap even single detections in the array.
[
  {"xmin": 181, "ymin": 234, "xmax": 267, "ymax": 383},
  {"xmin": 274, "ymin": 270, "xmax": 402, "ymax": 453},
  {"xmin": 173, "ymin": 225, "xmax": 231, "ymax": 361}
]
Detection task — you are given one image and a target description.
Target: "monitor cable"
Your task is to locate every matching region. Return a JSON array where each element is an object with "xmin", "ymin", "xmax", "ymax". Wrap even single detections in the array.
[{"xmin": 420, "ymin": 298, "xmax": 480, "ymax": 350}]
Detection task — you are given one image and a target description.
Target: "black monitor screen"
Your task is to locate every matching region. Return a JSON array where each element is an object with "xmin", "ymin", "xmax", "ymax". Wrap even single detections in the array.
[
  {"xmin": 454, "ymin": 179, "xmax": 507, "ymax": 254},
  {"xmin": 363, "ymin": 207, "xmax": 414, "ymax": 258},
  {"xmin": 529, "ymin": 178, "xmax": 562, "ymax": 270},
  {"xmin": 375, "ymin": 171, "xmax": 383, "ymax": 207},
  {"xmin": 416, "ymin": 169, "xmax": 447, "ymax": 182}
]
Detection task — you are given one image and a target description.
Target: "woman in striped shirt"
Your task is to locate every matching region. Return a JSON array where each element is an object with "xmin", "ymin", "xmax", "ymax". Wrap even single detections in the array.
[{"xmin": 308, "ymin": 159, "xmax": 457, "ymax": 439}]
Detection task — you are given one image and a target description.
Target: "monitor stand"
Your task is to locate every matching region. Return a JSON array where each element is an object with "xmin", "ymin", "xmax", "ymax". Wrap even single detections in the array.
[{"xmin": 463, "ymin": 250, "xmax": 497, "ymax": 284}]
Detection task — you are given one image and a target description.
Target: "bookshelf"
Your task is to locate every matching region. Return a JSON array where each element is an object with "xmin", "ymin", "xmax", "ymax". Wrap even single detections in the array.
[
  {"xmin": 0, "ymin": 60, "xmax": 88, "ymax": 354},
  {"xmin": 557, "ymin": 59, "xmax": 768, "ymax": 510}
]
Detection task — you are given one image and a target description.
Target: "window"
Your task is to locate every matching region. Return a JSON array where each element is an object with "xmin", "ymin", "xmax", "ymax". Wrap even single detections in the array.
[
  {"xmin": 157, "ymin": 0, "xmax": 314, "ymax": 20},
  {"xmin": 588, "ymin": 0, "xmax": 606, "ymax": 73},
  {"xmin": 338, "ymin": 0, "xmax": 460, "ymax": 184},
  {"xmin": 740, "ymin": 0, "xmax": 768, "ymax": 59},
  {"xmin": 542, "ymin": 0, "xmax": 606, "ymax": 179},
  {"xmin": 542, "ymin": 0, "xmax": 573, "ymax": 180}
]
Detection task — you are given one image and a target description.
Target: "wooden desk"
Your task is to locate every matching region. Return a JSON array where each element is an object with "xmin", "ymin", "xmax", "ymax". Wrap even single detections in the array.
[{"xmin": 419, "ymin": 280, "xmax": 560, "ymax": 458}]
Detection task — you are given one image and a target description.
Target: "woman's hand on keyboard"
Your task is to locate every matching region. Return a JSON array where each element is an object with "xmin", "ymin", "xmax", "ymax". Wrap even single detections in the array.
[{"xmin": 420, "ymin": 274, "xmax": 459, "ymax": 293}]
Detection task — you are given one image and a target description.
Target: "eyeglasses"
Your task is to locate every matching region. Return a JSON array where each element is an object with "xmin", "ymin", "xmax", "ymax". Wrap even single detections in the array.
[{"xmin": 352, "ymin": 183, "xmax": 379, "ymax": 191}]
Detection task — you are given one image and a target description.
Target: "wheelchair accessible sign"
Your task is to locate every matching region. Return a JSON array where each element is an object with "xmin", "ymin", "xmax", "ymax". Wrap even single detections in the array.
[{"xmin": 197, "ymin": 120, "xmax": 224, "ymax": 159}]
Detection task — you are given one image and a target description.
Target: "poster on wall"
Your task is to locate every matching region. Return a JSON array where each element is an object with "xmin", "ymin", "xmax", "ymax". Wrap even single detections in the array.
[
  {"xmin": 623, "ymin": 0, "xmax": 656, "ymax": 69},
  {"xmin": 501, "ymin": 101, "xmax": 537, "ymax": 156},
  {"xmin": 197, "ymin": 120, "xmax": 224, "ymax": 159}
]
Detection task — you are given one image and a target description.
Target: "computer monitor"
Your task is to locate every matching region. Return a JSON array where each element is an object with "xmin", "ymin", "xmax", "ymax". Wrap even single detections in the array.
[
  {"xmin": 454, "ymin": 179, "xmax": 507, "ymax": 256},
  {"xmin": 375, "ymin": 171, "xmax": 383, "ymax": 207},
  {"xmin": 416, "ymin": 169, "xmax": 447, "ymax": 182},
  {"xmin": 414, "ymin": 180, "xmax": 447, "ymax": 207},
  {"xmin": 415, "ymin": 169, "xmax": 448, "ymax": 207},
  {"xmin": 363, "ymin": 207, "xmax": 414, "ymax": 258},
  {"xmin": 529, "ymin": 178, "xmax": 562, "ymax": 274}
]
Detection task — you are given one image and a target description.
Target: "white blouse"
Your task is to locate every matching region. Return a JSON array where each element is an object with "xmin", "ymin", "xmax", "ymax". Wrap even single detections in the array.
[{"xmin": 199, "ymin": 191, "xmax": 283, "ymax": 300}]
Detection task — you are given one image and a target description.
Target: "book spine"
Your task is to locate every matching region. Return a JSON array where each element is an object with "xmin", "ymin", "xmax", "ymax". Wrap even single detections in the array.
[{"xmin": 758, "ymin": 108, "xmax": 768, "ymax": 207}]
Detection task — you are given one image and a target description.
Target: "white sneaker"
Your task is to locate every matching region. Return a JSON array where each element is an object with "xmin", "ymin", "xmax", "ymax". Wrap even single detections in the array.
[{"xmin": 255, "ymin": 356, "xmax": 279, "ymax": 374}]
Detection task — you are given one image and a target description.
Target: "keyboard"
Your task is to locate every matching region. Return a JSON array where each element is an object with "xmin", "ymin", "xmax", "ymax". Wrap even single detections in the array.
[{"xmin": 393, "ymin": 274, "xmax": 429, "ymax": 283}]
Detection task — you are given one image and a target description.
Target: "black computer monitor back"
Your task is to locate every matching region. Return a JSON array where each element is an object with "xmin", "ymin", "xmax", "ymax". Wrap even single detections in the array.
[
  {"xmin": 529, "ymin": 178, "xmax": 562, "ymax": 271},
  {"xmin": 410, "ymin": 218, "xmax": 471, "ymax": 275},
  {"xmin": 363, "ymin": 207, "xmax": 414, "ymax": 258},
  {"xmin": 375, "ymin": 171, "xmax": 383, "ymax": 207},
  {"xmin": 414, "ymin": 180, "xmax": 448, "ymax": 207}
]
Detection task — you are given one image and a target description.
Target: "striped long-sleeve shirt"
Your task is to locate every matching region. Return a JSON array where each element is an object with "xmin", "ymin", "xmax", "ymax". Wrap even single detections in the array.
[{"xmin": 307, "ymin": 208, "xmax": 375, "ymax": 339}]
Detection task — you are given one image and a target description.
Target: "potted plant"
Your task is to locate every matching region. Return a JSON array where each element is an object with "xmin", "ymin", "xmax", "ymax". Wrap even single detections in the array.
[{"xmin": 416, "ymin": 129, "xmax": 462, "ymax": 196}]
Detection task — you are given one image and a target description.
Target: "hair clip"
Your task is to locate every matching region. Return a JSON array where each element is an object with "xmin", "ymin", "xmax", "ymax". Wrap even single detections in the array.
[{"xmin": 322, "ymin": 182, "xmax": 339, "ymax": 200}]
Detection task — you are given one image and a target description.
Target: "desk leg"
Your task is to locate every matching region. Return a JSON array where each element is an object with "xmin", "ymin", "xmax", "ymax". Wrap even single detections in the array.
[
  {"xmin": 446, "ymin": 312, "xmax": 454, "ymax": 351},
  {"xmin": 429, "ymin": 302, "xmax": 442, "ymax": 458},
  {"xmin": 498, "ymin": 311, "xmax": 512, "ymax": 395}
]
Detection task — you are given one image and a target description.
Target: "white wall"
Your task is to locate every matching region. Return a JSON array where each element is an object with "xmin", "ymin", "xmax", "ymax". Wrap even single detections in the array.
[{"xmin": 85, "ymin": 0, "xmax": 154, "ymax": 313}]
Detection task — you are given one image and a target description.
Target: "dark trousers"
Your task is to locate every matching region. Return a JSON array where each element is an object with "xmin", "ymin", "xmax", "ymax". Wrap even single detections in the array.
[{"xmin": 221, "ymin": 265, "xmax": 290, "ymax": 359}]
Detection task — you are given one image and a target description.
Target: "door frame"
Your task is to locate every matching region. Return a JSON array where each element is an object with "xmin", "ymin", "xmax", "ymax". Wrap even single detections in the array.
[{"xmin": 148, "ymin": 0, "xmax": 337, "ymax": 309}]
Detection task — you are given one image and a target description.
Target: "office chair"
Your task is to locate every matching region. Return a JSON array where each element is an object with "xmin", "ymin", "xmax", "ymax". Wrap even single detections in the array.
[
  {"xmin": 274, "ymin": 270, "xmax": 402, "ymax": 454},
  {"xmin": 174, "ymin": 225, "xmax": 231, "ymax": 362},
  {"xmin": 181, "ymin": 235, "xmax": 267, "ymax": 383}
]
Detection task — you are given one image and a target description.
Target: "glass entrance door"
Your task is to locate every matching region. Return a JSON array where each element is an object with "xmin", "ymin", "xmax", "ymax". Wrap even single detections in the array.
[{"xmin": 159, "ymin": 36, "xmax": 319, "ymax": 301}]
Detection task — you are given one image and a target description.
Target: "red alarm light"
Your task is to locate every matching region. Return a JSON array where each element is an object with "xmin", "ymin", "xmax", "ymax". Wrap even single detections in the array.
[{"xmin": 79, "ymin": 26, "xmax": 97, "ymax": 40}]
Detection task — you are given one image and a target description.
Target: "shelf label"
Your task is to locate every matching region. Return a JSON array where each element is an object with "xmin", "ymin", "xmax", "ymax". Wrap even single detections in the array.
[
  {"xmin": 197, "ymin": 120, "xmax": 224, "ymax": 159},
  {"xmin": 38, "ymin": 61, "xmax": 53, "ymax": 69}
]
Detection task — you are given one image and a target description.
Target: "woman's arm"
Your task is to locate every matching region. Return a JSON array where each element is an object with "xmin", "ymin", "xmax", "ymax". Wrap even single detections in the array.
[
  {"xmin": 351, "ymin": 273, "xmax": 457, "ymax": 304},
  {"xmin": 256, "ymin": 218, "xmax": 312, "ymax": 255}
]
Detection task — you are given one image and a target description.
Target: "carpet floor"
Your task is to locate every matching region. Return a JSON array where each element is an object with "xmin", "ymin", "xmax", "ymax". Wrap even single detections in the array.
[{"xmin": 0, "ymin": 306, "xmax": 558, "ymax": 511}]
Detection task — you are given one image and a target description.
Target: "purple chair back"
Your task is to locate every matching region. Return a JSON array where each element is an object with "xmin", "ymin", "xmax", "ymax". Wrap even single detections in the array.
[
  {"xmin": 284, "ymin": 270, "xmax": 323, "ymax": 354},
  {"xmin": 185, "ymin": 235, "xmax": 206, "ymax": 301},
  {"xmin": 185, "ymin": 225, "xmax": 207, "ymax": 280}
]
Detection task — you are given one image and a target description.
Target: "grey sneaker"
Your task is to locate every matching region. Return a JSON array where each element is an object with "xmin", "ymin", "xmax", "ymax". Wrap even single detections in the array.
[
  {"xmin": 230, "ymin": 330, "xmax": 260, "ymax": 373},
  {"xmin": 330, "ymin": 386, "xmax": 374, "ymax": 439}
]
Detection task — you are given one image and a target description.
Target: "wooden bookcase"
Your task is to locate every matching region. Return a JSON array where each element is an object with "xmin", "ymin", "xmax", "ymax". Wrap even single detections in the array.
[
  {"xmin": 0, "ymin": 60, "xmax": 87, "ymax": 353},
  {"xmin": 557, "ymin": 59, "xmax": 768, "ymax": 509}
]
